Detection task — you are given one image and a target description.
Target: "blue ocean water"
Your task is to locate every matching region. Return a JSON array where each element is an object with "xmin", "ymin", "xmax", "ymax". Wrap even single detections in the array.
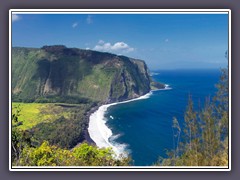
[{"xmin": 105, "ymin": 69, "xmax": 221, "ymax": 166}]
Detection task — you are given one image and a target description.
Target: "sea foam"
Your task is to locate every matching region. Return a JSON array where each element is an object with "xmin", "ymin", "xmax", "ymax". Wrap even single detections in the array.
[{"xmin": 88, "ymin": 85, "xmax": 171, "ymax": 157}]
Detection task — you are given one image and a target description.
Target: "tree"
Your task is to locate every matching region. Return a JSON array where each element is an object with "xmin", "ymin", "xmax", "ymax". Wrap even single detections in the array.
[
  {"xmin": 15, "ymin": 141, "xmax": 131, "ymax": 166},
  {"xmin": 213, "ymin": 68, "xmax": 229, "ymax": 138},
  {"xmin": 12, "ymin": 105, "xmax": 33, "ymax": 165},
  {"xmin": 200, "ymin": 98, "xmax": 220, "ymax": 165},
  {"xmin": 172, "ymin": 117, "xmax": 181, "ymax": 159},
  {"xmin": 72, "ymin": 143, "xmax": 131, "ymax": 166},
  {"xmin": 183, "ymin": 95, "xmax": 200, "ymax": 165}
]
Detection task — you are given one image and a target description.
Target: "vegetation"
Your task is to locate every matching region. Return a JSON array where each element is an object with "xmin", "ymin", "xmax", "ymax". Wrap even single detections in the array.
[
  {"xmin": 11, "ymin": 107, "xmax": 131, "ymax": 166},
  {"xmin": 156, "ymin": 68, "xmax": 229, "ymax": 166},
  {"xmin": 13, "ymin": 141, "xmax": 131, "ymax": 166},
  {"xmin": 12, "ymin": 102, "xmax": 95, "ymax": 149},
  {"xmin": 12, "ymin": 46, "xmax": 153, "ymax": 104},
  {"xmin": 151, "ymin": 81, "xmax": 165, "ymax": 90},
  {"xmin": 12, "ymin": 103, "xmax": 71, "ymax": 130}
]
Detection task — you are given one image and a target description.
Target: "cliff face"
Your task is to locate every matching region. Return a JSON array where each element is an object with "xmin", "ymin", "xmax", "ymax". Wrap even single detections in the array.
[{"xmin": 12, "ymin": 45, "xmax": 151, "ymax": 104}]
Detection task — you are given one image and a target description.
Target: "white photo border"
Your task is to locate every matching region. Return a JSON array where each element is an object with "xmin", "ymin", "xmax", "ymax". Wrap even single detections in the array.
[{"xmin": 9, "ymin": 9, "xmax": 231, "ymax": 171}]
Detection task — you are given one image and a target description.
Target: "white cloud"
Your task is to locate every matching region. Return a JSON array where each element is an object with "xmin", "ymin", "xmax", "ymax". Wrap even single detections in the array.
[
  {"xmin": 12, "ymin": 14, "xmax": 20, "ymax": 22},
  {"xmin": 86, "ymin": 15, "xmax": 93, "ymax": 24},
  {"xmin": 93, "ymin": 41, "xmax": 134, "ymax": 53},
  {"xmin": 98, "ymin": 40, "xmax": 105, "ymax": 44},
  {"xmin": 72, "ymin": 22, "xmax": 78, "ymax": 28},
  {"xmin": 111, "ymin": 42, "xmax": 134, "ymax": 52}
]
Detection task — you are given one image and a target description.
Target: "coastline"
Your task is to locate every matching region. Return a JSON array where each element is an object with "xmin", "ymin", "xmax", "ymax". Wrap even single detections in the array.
[
  {"xmin": 87, "ymin": 84, "xmax": 171, "ymax": 156},
  {"xmin": 83, "ymin": 105, "xmax": 100, "ymax": 146}
]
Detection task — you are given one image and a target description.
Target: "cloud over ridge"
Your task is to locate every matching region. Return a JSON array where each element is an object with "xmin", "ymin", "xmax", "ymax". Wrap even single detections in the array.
[{"xmin": 94, "ymin": 40, "xmax": 134, "ymax": 53}]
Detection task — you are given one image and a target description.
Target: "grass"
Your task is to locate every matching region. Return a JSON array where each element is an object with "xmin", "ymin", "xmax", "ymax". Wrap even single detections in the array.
[
  {"xmin": 12, "ymin": 102, "xmax": 72, "ymax": 130},
  {"xmin": 12, "ymin": 102, "xmax": 92, "ymax": 148},
  {"xmin": 77, "ymin": 65, "xmax": 115, "ymax": 101}
]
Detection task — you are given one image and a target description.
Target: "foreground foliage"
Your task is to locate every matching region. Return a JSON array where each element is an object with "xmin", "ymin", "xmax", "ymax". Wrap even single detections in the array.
[
  {"xmin": 12, "ymin": 102, "xmax": 95, "ymax": 149},
  {"xmin": 156, "ymin": 68, "xmax": 229, "ymax": 166},
  {"xmin": 12, "ymin": 105, "xmax": 131, "ymax": 166},
  {"xmin": 13, "ymin": 141, "xmax": 130, "ymax": 166}
]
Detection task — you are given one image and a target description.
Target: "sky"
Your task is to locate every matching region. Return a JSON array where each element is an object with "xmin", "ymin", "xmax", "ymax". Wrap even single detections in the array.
[{"xmin": 11, "ymin": 13, "xmax": 229, "ymax": 70}]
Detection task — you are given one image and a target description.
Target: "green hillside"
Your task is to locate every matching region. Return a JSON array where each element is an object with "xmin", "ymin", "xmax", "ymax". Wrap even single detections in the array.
[{"xmin": 12, "ymin": 45, "xmax": 153, "ymax": 104}]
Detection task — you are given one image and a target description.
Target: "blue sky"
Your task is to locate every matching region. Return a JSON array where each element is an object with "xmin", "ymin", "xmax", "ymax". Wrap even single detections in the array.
[{"xmin": 12, "ymin": 13, "xmax": 229, "ymax": 70}]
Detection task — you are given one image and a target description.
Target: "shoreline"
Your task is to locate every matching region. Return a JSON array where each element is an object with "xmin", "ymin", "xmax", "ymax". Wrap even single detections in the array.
[
  {"xmin": 86, "ymin": 84, "xmax": 171, "ymax": 156},
  {"xmin": 83, "ymin": 105, "xmax": 101, "ymax": 146}
]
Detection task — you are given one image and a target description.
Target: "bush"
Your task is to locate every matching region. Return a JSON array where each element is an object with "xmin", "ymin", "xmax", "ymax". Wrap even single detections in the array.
[{"xmin": 17, "ymin": 141, "xmax": 131, "ymax": 166}]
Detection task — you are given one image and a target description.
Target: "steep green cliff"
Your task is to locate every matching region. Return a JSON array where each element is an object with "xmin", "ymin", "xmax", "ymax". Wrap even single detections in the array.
[{"xmin": 12, "ymin": 45, "xmax": 153, "ymax": 104}]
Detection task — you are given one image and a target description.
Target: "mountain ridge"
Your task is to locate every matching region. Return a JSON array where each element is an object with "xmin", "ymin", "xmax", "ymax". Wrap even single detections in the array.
[{"xmin": 12, "ymin": 45, "xmax": 163, "ymax": 104}]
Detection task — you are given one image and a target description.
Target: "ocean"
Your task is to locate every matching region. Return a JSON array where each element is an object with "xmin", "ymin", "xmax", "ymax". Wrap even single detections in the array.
[{"xmin": 88, "ymin": 69, "xmax": 221, "ymax": 166}]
